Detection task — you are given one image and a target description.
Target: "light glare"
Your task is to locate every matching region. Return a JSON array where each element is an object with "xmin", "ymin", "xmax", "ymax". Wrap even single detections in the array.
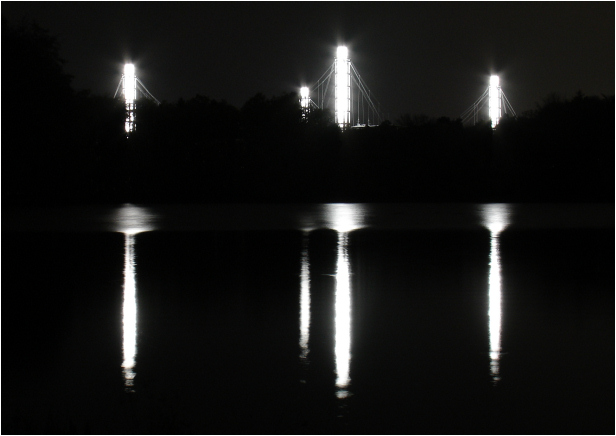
[
  {"xmin": 124, "ymin": 63, "xmax": 136, "ymax": 132},
  {"xmin": 124, "ymin": 64, "xmax": 136, "ymax": 102},
  {"xmin": 335, "ymin": 46, "xmax": 350, "ymax": 128},
  {"xmin": 300, "ymin": 86, "xmax": 310, "ymax": 112},
  {"xmin": 481, "ymin": 203, "xmax": 510, "ymax": 234},
  {"xmin": 114, "ymin": 204, "xmax": 156, "ymax": 234},
  {"xmin": 337, "ymin": 46, "xmax": 349, "ymax": 60},
  {"xmin": 489, "ymin": 75, "xmax": 501, "ymax": 128},
  {"xmin": 325, "ymin": 203, "xmax": 365, "ymax": 232}
]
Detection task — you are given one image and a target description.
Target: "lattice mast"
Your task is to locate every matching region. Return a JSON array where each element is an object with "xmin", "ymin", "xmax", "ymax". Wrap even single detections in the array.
[
  {"xmin": 300, "ymin": 86, "xmax": 311, "ymax": 119},
  {"xmin": 335, "ymin": 46, "xmax": 351, "ymax": 129},
  {"xmin": 123, "ymin": 64, "xmax": 136, "ymax": 133},
  {"xmin": 489, "ymin": 75, "xmax": 502, "ymax": 128},
  {"xmin": 114, "ymin": 63, "xmax": 161, "ymax": 133}
]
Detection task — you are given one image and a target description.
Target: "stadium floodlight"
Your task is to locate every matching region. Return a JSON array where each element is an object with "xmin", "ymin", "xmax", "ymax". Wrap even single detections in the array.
[
  {"xmin": 124, "ymin": 64, "xmax": 136, "ymax": 103},
  {"xmin": 300, "ymin": 86, "xmax": 310, "ymax": 113},
  {"xmin": 335, "ymin": 46, "xmax": 350, "ymax": 129},
  {"xmin": 489, "ymin": 75, "xmax": 501, "ymax": 129},
  {"xmin": 124, "ymin": 63, "xmax": 136, "ymax": 132}
]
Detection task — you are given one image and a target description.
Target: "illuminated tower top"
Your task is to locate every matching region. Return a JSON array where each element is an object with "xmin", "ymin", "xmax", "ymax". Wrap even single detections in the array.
[
  {"xmin": 489, "ymin": 75, "xmax": 501, "ymax": 129},
  {"xmin": 337, "ymin": 45, "xmax": 349, "ymax": 61},
  {"xmin": 124, "ymin": 63, "xmax": 136, "ymax": 103},
  {"xmin": 335, "ymin": 46, "xmax": 351, "ymax": 129},
  {"xmin": 123, "ymin": 63, "xmax": 136, "ymax": 133}
]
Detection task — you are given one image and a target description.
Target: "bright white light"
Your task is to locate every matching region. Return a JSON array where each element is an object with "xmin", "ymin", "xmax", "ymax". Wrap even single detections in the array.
[
  {"xmin": 113, "ymin": 204, "xmax": 156, "ymax": 235},
  {"xmin": 124, "ymin": 64, "xmax": 136, "ymax": 132},
  {"xmin": 325, "ymin": 203, "xmax": 365, "ymax": 232},
  {"xmin": 481, "ymin": 203, "xmax": 511, "ymax": 385},
  {"xmin": 335, "ymin": 46, "xmax": 350, "ymax": 128},
  {"xmin": 299, "ymin": 235, "xmax": 311, "ymax": 362},
  {"xmin": 122, "ymin": 233, "xmax": 137, "ymax": 390},
  {"xmin": 489, "ymin": 75, "xmax": 501, "ymax": 128},
  {"xmin": 488, "ymin": 233, "xmax": 502, "ymax": 383},
  {"xmin": 337, "ymin": 45, "xmax": 348, "ymax": 60},
  {"xmin": 481, "ymin": 203, "xmax": 510, "ymax": 234},
  {"xmin": 300, "ymin": 86, "xmax": 310, "ymax": 113},
  {"xmin": 115, "ymin": 204, "xmax": 156, "ymax": 392},
  {"xmin": 124, "ymin": 64, "xmax": 136, "ymax": 103},
  {"xmin": 335, "ymin": 232, "xmax": 352, "ymax": 398}
]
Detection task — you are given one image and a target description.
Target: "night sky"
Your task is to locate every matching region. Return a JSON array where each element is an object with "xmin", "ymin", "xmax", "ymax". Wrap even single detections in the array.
[{"xmin": 3, "ymin": 2, "xmax": 614, "ymax": 120}]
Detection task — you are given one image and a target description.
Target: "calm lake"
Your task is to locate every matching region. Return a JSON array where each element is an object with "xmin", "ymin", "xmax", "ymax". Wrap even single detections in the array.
[{"xmin": 2, "ymin": 203, "xmax": 613, "ymax": 434}]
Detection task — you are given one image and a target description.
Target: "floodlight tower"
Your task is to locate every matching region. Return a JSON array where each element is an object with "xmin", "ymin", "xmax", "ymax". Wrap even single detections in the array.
[
  {"xmin": 123, "ymin": 63, "xmax": 137, "ymax": 133},
  {"xmin": 300, "ymin": 86, "xmax": 310, "ymax": 118},
  {"xmin": 335, "ymin": 46, "xmax": 351, "ymax": 129},
  {"xmin": 489, "ymin": 75, "xmax": 502, "ymax": 129}
]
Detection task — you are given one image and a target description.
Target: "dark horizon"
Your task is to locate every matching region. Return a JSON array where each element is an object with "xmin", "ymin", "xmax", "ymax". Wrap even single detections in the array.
[{"xmin": 2, "ymin": 2, "xmax": 614, "ymax": 120}]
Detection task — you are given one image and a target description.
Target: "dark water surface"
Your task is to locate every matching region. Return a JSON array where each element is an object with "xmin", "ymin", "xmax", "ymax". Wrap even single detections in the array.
[{"xmin": 2, "ymin": 204, "xmax": 613, "ymax": 434}]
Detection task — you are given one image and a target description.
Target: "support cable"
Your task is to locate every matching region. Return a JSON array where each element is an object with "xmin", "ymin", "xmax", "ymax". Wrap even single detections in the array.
[
  {"xmin": 460, "ymin": 87, "xmax": 489, "ymax": 120},
  {"xmin": 136, "ymin": 78, "xmax": 161, "ymax": 105},
  {"xmin": 313, "ymin": 64, "xmax": 334, "ymax": 110},
  {"xmin": 321, "ymin": 69, "xmax": 333, "ymax": 110},
  {"xmin": 501, "ymin": 91, "xmax": 517, "ymax": 117},
  {"xmin": 350, "ymin": 63, "xmax": 382, "ymax": 124},
  {"xmin": 113, "ymin": 77, "xmax": 123, "ymax": 99}
]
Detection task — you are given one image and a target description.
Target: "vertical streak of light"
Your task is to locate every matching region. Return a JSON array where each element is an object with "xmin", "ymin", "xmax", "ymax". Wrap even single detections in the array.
[
  {"xmin": 335, "ymin": 232, "xmax": 352, "ymax": 398},
  {"xmin": 299, "ymin": 234, "xmax": 311, "ymax": 362},
  {"xmin": 482, "ymin": 203, "xmax": 510, "ymax": 385},
  {"xmin": 124, "ymin": 64, "xmax": 136, "ymax": 133},
  {"xmin": 335, "ymin": 46, "xmax": 350, "ymax": 128},
  {"xmin": 489, "ymin": 75, "xmax": 501, "ymax": 128},
  {"xmin": 488, "ymin": 232, "xmax": 502, "ymax": 384},
  {"xmin": 122, "ymin": 232, "xmax": 137, "ymax": 391}
]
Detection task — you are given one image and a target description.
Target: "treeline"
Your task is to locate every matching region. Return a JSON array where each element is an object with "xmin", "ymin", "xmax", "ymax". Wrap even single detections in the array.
[{"xmin": 3, "ymin": 19, "xmax": 614, "ymax": 205}]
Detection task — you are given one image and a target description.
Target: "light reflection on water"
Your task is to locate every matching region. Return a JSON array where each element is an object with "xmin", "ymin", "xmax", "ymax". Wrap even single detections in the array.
[
  {"xmin": 122, "ymin": 233, "xmax": 137, "ymax": 391},
  {"xmin": 328, "ymin": 204, "xmax": 365, "ymax": 399},
  {"xmin": 5, "ymin": 202, "xmax": 612, "ymax": 433},
  {"xmin": 115, "ymin": 205, "xmax": 157, "ymax": 392},
  {"xmin": 481, "ymin": 204, "xmax": 511, "ymax": 385},
  {"xmin": 299, "ymin": 233, "xmax": 310, "ymax": 365},
  {"xmin": 334, "ymin": 232, "xmax": 352, "ymax": 398},
  {"xmin": 299, "ymin": 204, "xmax": 365, "ymax": 399}
]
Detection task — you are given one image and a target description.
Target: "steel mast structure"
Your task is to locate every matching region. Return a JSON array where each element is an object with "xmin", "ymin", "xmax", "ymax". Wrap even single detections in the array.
[
  {"xmin": 123, "ymin": 64, "xmax": 136, "ymax": 133},
  {"xmin": 335, "ymin": 46, "xmax": 351, "ymax": 129},
  {"xmin": 308, "ymin": 46, "xmax": 384, "ymax": 129},
  {"xmin": 460, "ymin": 74, "xmax": 516, "ymax": 128},
  {"xmin": 488, "ymin": 75, "xmax": 502, "ymax": 128},
  {"xmin": 114, "ymin": 63, "xmax": 160, "ymax": 133}
]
